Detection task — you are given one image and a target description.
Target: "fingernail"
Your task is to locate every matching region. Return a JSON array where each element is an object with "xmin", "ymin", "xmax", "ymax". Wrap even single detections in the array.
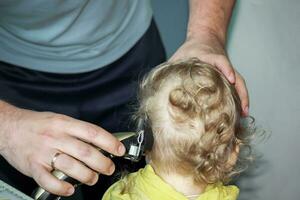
[
  {"xmin": 118, "ymin": 144, "xmax": 125, "ymax": 156},
  {"xmin": 229, "ymin": 73, "xmax": 235, "ymax": 83},
  {"xmin": 109, "ymin": 164, "xmax": 115, "ymax": 175},
  {"xmin": 68, "ymin": 187, "xmax": 74, "ymax": 195},
  {"xmin": 90, "ymin": 174, "xmax": 98, "ymax": 185},
  {"xmin": 244, "ymin": 106, "xmax": 249, "ymax": 116}
]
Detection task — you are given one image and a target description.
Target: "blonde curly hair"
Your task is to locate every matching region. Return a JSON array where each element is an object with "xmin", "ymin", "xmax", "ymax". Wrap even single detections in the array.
[{"xmin": 136, "ymin": 58, "xmax": 253, "ymax": 184}]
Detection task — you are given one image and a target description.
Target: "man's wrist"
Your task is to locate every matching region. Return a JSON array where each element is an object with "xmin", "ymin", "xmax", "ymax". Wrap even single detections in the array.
[{"xmin": 187, "ymin": 25, "xmax": 226, "ymax": 47}]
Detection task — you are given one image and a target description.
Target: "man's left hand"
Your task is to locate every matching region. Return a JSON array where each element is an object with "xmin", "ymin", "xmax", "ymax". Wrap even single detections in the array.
[{"xmin": 170, "ymin": 33, "xmax": 249, "ymax": 116}]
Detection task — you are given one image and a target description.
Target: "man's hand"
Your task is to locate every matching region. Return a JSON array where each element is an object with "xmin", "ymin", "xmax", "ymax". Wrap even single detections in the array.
[
  {"xmin": 170, "ymin": 0, "xmax": 249, "ymax": 116},
  {"xmin": 170, "ymin": 32, "xmax": 249, "ymax": 116},
  {"xmin": 0, "ymin": 102, "xmax": 125, "ymax": 196}
]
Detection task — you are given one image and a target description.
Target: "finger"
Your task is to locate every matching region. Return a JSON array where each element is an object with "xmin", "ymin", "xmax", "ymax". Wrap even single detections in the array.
[
  {"xmin": 234, "ymin": 72, "xmax": 249, "ymax": 116},
  {"xmin": 33, "ymin": 165, "xmax": 74, "ymax": 196},
  {"xmin": 54, "ymin": 116, "xmax": 125, "ymax": 156},
  {"xmin": 54, "ymin": 137, "xmax": 115, "ymax": 175},
  {"xmin": 213, "ymin": 55, "xmax": 236, "ymax": 84},
  {"xmin": 52, "ymin": 153, "xmax": 100, "ymax": 185}
]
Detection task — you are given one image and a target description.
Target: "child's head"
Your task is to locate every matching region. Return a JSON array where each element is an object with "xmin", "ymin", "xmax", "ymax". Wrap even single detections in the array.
[{"xmin": 136, "ymin": 58, "xmax": 250, "ymax": 185}]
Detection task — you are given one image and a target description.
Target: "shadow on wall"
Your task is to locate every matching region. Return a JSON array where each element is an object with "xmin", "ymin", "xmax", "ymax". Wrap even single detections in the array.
[
  {"xmin": 151, "ymin": 0, "xmax": 188, "ymax": 58},
  {"xmin": 235, "ymin": 154, "xmax": 270, "ymax": 199}
]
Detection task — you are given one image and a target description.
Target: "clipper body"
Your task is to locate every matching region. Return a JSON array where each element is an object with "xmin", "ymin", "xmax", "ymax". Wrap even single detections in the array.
[{"xmin": 33, "ymin": 131, "xmax": 150, "ymax": 200}]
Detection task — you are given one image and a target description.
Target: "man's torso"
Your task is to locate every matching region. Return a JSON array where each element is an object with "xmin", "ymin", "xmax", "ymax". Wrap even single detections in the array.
[{"xmin": 0, "ymin": 0, "xmax": 152, "ymax": 73}]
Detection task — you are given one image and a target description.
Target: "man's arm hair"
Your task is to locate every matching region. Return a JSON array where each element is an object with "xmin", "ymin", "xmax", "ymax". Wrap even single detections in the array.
[{"xmin": 187, "ymin": 0, "xmax": 236, "ymax": 45}]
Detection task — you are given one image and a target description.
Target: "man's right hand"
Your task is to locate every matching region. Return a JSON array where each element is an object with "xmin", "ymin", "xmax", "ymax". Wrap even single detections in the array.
[{"xmin": 0, "ymin": 101, "xmax": 125, "ymax": 196}]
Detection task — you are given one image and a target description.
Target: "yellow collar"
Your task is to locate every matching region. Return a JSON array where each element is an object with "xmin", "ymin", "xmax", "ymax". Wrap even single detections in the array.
[{"xmin": 103, "ymin": 164, "xmax": 239, "ymax": 200}]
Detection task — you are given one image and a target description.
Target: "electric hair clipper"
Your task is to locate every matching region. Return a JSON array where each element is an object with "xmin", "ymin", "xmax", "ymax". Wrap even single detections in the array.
[{"xmin": 32, "ymin": 121, "xmax": 153, "ymax": 200}]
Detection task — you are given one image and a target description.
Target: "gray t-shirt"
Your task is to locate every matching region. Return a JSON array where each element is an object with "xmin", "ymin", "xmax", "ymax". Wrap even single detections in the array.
[{"xmin": 0, "ymin": 0, "xmax": 152, "ymax": 73}]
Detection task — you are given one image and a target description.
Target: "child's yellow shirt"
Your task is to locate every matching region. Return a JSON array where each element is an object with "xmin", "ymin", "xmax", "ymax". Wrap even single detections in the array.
[{"xmin": 102, "ymin": 164, "xmax": 239, "ymax": 200}]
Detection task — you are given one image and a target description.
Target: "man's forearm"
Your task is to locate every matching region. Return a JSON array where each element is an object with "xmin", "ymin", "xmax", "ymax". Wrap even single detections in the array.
[
  {"xmin": 188, "ymin": 0, "xmax": 236, "ymax": 45},
  {"xmin": 0, "ymin": 100, "xmax": 14, "ymax": 152}
]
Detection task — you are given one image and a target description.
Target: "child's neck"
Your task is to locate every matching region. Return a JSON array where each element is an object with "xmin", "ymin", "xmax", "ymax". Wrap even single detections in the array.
[{"xmin": 150, "ymin": 164, "xmax": 206, "ymax": 198}]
